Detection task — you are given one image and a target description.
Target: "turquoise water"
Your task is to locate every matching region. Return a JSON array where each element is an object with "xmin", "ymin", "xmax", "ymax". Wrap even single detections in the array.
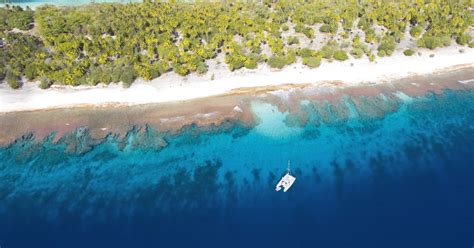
[
  {"xmin": 0, "ymin": 0, "xmax": 142, "ymax": 9},
  {"xmin": 1, "ymin": 90, "xmax": 473, "ymax": 247}
]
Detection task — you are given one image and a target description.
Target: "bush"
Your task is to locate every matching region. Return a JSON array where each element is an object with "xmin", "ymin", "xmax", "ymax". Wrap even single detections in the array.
[
  {"xmin": 403, "ymin": 49, "xmax": 415, "ymax": 56},
  {"xmin": 281, "ymin": 25, "xmax": 289, "ymax": 31},
  {"xmin": 418, "ymin": 34, "xmax": 451, "ymax": 49},
  {"xmin": 319, "ymin": 24, "xmax": 331, "ymax": 33},
  {"xmin": 302, "ymin": 56, "xmax": 321, "ymax": 68},
  {"xmin": 295, "ymin": 24, "xmax": 314, "ymax": 38},
  {"xmin": 365, "ymin": 29, "xmax": 377, "ymax": 43},
  {"xmin": 369, "ymin": 53, "xmax": 376, "ymax": 62},
  {"xmin": 377, "ymin": 36, "xmax": 396, "ymax": 56},
  {"xmin": 350, "ymin": 48, "xmax": 364, "ymax": 59},
  {"xmin": 196, "ymin": 61, "xmax": 208, "ymax": 74},
  {"xmin": 287, "ymin": 36, "xmax": 299, "ymax": 45},
  {"xmin": 409, "ymin": 25, "xmax": 423, "ymax": 38},
  {"xmin": 297, "ymin": 48, "xmax": 315, "ymax": 58},
  {"xmin": 39, "ymin": 78, "xmax": 52, "ymax": 89},
  {"xmin": 24, "ymin": 63, "xmax": 37, "ymax": 80},
  {"xmin": 377, "ymin": 50, "xmax": 386, "ymax": 57},
  {"xmin": 456, "ymin": 33, "xmax": 472, "ymax": 46},
  {"xmin": 320, "ymin": 45, "xmax": 334, "ymax": 59},
  {"xmin": 302, "ymin": 27, "xmax": 315, "ymax": 38},
  {"xmin": 111, "ymin": 67, "xmax": 122, "ymax": 83},
  {"xmin": 244, "ymin": 59, "xmax": 258, "ymax": 69},
  {"xmin": 357, "ymin": 18, "xmax": 370, "ymax": 31},
  {"xmin": 173, "ymin": 63, "xmax": 189, "ymax": 76},
  {"xmin": 120, "ymin": 66, "xmax": 136, "ymax": 88},
  {"xmin": 0, "ymin": 67, "xmax": 5, "ymax": 81},
  {"xmin": 268, "ymin": 56, "xmax": 289, "ymax": 69},
  {"xmin": 6, "ymin": 71, "xmax": 21, "ymax": 89},
  {"xmin": 294, "ymin": 23, "xmax": 304, "ymax": 33},
  {"xmin": 333, "ymin": 50, "xmax": 348, "ymax": 61}
]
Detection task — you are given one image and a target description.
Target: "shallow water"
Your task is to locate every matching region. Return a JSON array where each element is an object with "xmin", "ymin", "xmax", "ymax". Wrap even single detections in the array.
[{"xmin": 1, "ymin": 89, "xmax": 473, "ymax": 247}]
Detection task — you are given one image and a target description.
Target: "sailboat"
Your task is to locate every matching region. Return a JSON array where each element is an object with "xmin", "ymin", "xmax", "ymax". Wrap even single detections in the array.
[{"xmin": 275, "ymin": 160, "xmax": 296, "ymax": 192}]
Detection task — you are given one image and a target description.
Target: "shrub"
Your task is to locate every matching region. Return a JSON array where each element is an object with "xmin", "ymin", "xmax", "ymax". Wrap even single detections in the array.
[
  {"xmin": 196, "ymin": 61, "xmax": 208, "ymax": 74},
  {"xmin": 287, "ymin": 36, "xmax": 299, "ymax": 45},
  {"xmin": 319, "ymin": 24, "xmax": 331, "ymax": 33},
  {"xmin": 353, "ymin": 42, "xmax": 369, "ymax": 53},
  {"xmin": 302, "ymin": 27, "xmax": 315, "ymax": 38},
  {"xmin": 297, "ymin": 48, "xmax": 315, "ymax": 58},
  {"xmin": 120, "ymin": 66, "xmax": 136, "ymax": 88},
  {"xmin": 111, "ymin": 67, "xmax": 122, "ymax": 83},
  {"xmin": 365, "ymin": 29, "xmax": 377, "ymax": 43},
  {"xmin": 24, "ymin": 63, "xmax": 37, "ymax": 80},
  {"xmin": 456, "ymin": 33, "xmax": 472, "ymax": 46},
  {"xmin": 409, "ymin": 25, "xmax": 423, "ymax": 38},
  {"xmin": 6, "ymin": 70, "xmax": 21, "ymax": 89},
  {"xmin": 229, "ymin": 59, "xmax": 244, "ymax": 71},
  {"xmin": 268, "ymin": 56, "xmax": 291, "ymax": 69},
  {"xmin": 333, "ymin": 50, "xmax": 348, "ymax": 61},
  {"xmin": 244, "ymin": 59, "xmax": 258, "ymax": 69},
  {"xmin": 0, "ymin": 66, "xmax": 5, "ymax": 81},
  {"xmin": 39, "ymin": 78, "xmax": 52, "ymax": 89},
  {"xmin": 377, "ymin": 36, "xmax": 396, "ymax": 56},
  {"xmin": 294, "ymin": 23, "xmax": 304, "ymax": 33},
  {"xmin": 418, "ymin": 34, "xmax": 451, "ymax": 49},
  {"xmin": 350, "ymin": 48, "xmax": 364, "ymax": 59},
  {"xmin": 320, "ymin": 45, "xmax": 334, "ymax": 59},
  {"xmin": 173, "ymin": 63, "xmax": 190, "ymax": 76},
  {"xmin": 281, "ymin": 25, "xmax": 289, "ymax": 31},
  {"xmin": 403, "ymin": 49, "xmax": 415, "ymax": 56},
  {"xmin": 357, "ymin": 18, "xmax": 370, "ymax": 31},
  {"xmin": 302, "ymin": 56, "xmax": 321, "ymax": 68},
  {"xmin": 369, "ymin": 53, "xmax": 375, "ymax": 62}
]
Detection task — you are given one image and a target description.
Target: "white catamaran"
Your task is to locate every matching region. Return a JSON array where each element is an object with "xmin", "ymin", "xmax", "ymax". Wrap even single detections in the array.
[{"xmin": 275, "ymin": 161, "xmax": 296, "ymax": 192}]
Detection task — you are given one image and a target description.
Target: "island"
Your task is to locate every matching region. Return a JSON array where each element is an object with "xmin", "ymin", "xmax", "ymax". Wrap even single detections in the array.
[{"xmin": 1, "ymin": 1, "xmax": 474, "ymax": 248}]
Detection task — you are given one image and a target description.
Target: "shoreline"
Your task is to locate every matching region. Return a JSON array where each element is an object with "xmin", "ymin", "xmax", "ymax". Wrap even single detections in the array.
[
  {"xmin": 0, "ymin": 46, "xmax": 473, "ymax": 113},
  {"xmin": 1, "ymin": 66, "xmax": 473, "ymax": 148}
]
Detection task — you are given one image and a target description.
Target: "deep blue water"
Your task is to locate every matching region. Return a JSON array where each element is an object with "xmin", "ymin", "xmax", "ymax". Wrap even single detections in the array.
[{"xmin": 1, "ymin": 90, "xmax": 473, "ymax": 248}]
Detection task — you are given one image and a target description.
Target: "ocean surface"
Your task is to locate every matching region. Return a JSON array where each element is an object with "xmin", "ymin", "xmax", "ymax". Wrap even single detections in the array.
[{"xmin": 1, "ymin": 89, "xmax": 473, "ymax": 248}]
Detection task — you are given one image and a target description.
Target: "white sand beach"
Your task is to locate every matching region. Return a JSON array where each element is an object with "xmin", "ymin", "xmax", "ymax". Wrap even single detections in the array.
[{"xmin": 0, "ymin": 45, "xmax": 473, "ymax": 113}]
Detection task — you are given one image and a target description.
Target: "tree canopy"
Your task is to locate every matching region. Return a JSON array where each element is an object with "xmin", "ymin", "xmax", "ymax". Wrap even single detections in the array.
[{"xmin": 0, "ymin": 0, "xmax": 472, "ymax": 89}]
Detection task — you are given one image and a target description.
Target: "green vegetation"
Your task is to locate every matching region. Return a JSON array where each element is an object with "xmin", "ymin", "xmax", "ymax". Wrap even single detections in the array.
[
  {"xmin": 0, "ymin": 0, "xmax": 472, "ymax": 88},
  {"xmin": 350, "ymin": 48, "xmax": 364, "ymax": 59},
  {"xmin": 0, "ymin": 6, "xmax": 34, "ymax": 31},
  {"xmin": 377, "ymin": 36, "xmax": 397, "ymax": 56},
  {"xmin": 334, "ymin": 50, "xmax": 348, "ymax": 61},
  {"xmin": 410, "ymin": 25, "xmax": 423, "ymax": 38},
  {"xmin": 418, "ymin": 34, "xmax": 451, "ymax": 50},
  {"xmin": 268, "ymin": 53, "xmax": 295, "ymax": 69},
  {"xmin": 403, "ymin": 49, "xmax": 415, "ymax": 56},
  {"xmin": 456, "ymin": 33, "xmax": 472, "ymax": 46},
  {"xmin": 302, "ymin": 56, "xmax": 321, "ymax": 68},
  {"xmin": 287, "ymin": 36, "xmax": 299, "ymax": 46},
  {"xmin": 6, "ymin": 70, "xmax": 21, "ymax": 89}
]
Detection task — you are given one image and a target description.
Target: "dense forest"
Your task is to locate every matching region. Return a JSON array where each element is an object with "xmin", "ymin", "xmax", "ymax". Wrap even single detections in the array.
[{"xmin": 0, "ymin": 0, "xmax": 473, "ymax": 89}]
